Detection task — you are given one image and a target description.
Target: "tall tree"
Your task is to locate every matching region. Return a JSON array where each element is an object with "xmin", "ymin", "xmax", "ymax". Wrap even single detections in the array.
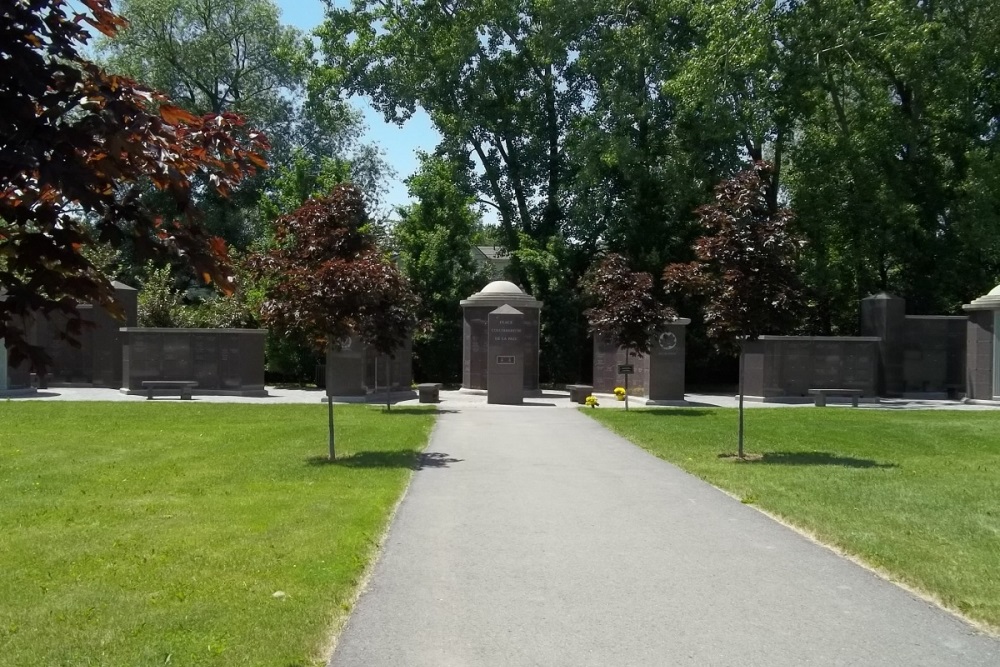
[
  {"xmin": 395, "ymin": 154, "xmax": 487, "ymax": 383},
  {"xmin": 320, "ymin": 0, "xmax": 592, "ymax": 252},
  {"xmin": 100, "ymin": 0, "xmax": 386, "ymax": 247},
  {"xmin": 0, "ymin": 0, "xmax": 267, "ymax": 370},
  {"xmin": 664, "ymin": 163, "xmax": 803, "ymax": 456},
  {"xmin": 780, "ymin": 0, "xmax": 1000, "ymax": 327}
]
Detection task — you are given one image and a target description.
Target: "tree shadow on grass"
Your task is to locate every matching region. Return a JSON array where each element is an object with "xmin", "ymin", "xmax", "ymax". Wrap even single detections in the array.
[
  {"xmin": 729, "ymin": 451, "xmax": 898, "ymax": 469},
  {"xmin": 637, "ymin": 408, "xmax": 715, "ymax": 417},
  {"xmin": 306, "ymin": 450, "xmax": 463, "ymax": 469},
  {"xmin": 371, "ymin": 407, "xmax": 459, "ymax": 415}
]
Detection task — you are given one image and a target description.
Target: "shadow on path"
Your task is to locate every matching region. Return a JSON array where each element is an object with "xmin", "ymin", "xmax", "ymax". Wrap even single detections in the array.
[
  {"xmin": 307, "ymin": 450, "xmax": 463, "ymax": 470},
  {"xmin": 741, "ymin": 451, "xmax": 898, "ymax": 469}
]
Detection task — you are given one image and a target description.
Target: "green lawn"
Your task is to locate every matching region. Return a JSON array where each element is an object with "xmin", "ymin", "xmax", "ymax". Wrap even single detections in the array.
[
  {"xmin": 0, "ymin": 402, "xmax": 435, "ymax": 667},
  {"xmin": 586, "ymin": 407, "xmax": 1000, "ymax": 631}
]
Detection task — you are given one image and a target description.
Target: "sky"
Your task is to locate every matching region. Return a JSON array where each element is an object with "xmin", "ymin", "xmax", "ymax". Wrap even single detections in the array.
[{"xmin": 276, "ymin": 0, "xmax": 441, "ymax": 216}]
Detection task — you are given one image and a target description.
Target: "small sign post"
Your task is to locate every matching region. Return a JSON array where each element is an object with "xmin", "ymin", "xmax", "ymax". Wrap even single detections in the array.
[{"xmin": 619, "ymin": 356, "xmax": 633, "ymax": 411}]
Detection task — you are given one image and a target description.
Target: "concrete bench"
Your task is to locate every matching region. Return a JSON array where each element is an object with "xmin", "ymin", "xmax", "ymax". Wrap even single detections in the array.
[
  {"xmin": 142, "ymin": 380, "xmax": 197, "ymax": 400},
  {"xmin": 417, "ymin": 383, "xmax": 442, "ymax": 403},
  {"xmin": 567, "ymin": 384, "xmax": 594, "ymax": 405},
  {"xmin": 808, "ymin": 388, "xmax": 862, "ymax": 407}
]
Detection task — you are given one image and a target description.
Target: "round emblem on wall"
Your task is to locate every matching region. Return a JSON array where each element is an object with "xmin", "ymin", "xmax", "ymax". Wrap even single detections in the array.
[
  {"xmin": 658, "ymin": 331, "xmax": 678, "ymax": 351},
  {"xmin": 339, "ymin": 336, "xmax": 353, "ymax": 351}
]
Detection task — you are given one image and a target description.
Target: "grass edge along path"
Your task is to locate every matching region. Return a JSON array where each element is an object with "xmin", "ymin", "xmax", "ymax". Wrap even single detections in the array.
[
  {"xmin": 584, "ymin": 407, "xmax": 1000, "ymax": 635},
  {"xmin": 0, "ymin": 402, "xmax": 435, "ymax": 667}
]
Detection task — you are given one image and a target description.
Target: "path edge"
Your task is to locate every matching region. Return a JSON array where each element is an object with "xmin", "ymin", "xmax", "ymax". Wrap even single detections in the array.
[
  {"xmin": 583, "ymin": 408, "xmax": 1000, "ymax": 639},
  {"xmin": 313, "ymin": 407, "xmax": 444, "ymax": 666}
]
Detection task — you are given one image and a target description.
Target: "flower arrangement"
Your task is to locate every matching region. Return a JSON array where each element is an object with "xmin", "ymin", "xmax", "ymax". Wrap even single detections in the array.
[
  {"xmin": 585, "ymin": 395, "xmax": 599, "ymax": 408},
  {"xmin": 614, "ymin": 386, "xmax": 626, "ymax": 400}
]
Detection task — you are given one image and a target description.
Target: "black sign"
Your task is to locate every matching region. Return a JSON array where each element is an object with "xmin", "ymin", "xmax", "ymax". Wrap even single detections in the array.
[
  {"xmin": 618, "ymin": 364, "xmax": 634, "ymax": 375},
  {"xmin": 497, "ymin": 355, "xmax": 516, "ymax": 365}
]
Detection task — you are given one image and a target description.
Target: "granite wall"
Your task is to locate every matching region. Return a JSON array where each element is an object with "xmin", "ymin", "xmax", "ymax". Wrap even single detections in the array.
[
  {"xmin": 121, "ymin": 328, "xmax": 266, "ymax": 396},
  {"xmin": 742, "ymin": 336, "xmax": 880, "ymax": 400},
  {"xmin": 325, "ymin": 336, "xmax": 413, "ymax": 396},
  {"xmin": 965, "ymin": 310, "xmax": 994, "ymax": 400}
]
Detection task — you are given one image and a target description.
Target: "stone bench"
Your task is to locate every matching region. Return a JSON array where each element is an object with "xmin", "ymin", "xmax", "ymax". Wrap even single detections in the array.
[
  {"xmin": 417, "ymin": 383, "xmax": 442, "ymax": 403},
  {"xmin": 567, "ymin": 384, "xmax": 594, "ymax": 405},
  {"xmin": 142, "ymin": 380, "xmax": 197, "ymax": 400},
  {"xmin": 808, "ymin": 388, "xmax": 862, "ymax": 407}
]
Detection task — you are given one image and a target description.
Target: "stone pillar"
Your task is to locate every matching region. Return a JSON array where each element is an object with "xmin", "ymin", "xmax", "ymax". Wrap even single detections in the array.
[
  {"xmin": 646, "ymin": 318, "xmax": 691, "ymax": 403},
  {"xmin": 461, "ymin": 281, "xmax": 542, "ymax": 393},
  {"xmin": 326, "ymin": 335, "xmax": 366, "ymax": 396},
  {"xmin": 487, "ymin": 305, "xmax": 524, "ymax": 405},
  {"xmin": 0, "ymin": 341, "xmax": 7, "ymax": 391},
  {"xmin": 861, "ymin": 292, "xmax": 906, "ymax": 396},
  {"xmin": 963, "ymin": 286, "xmax": 1000, "ymax": 402}
]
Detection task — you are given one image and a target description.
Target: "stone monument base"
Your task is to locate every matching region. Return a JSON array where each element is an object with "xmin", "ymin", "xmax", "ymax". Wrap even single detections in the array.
[
  {"xmin": 120, "ymin": 387, "xmax": 270, "ymax": 398},
  {"xmin": 321, "ymin": 389, "xmax": 418, "ymax": 404}
]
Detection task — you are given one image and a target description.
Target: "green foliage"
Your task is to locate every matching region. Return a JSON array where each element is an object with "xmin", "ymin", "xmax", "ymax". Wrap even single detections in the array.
[
  {"xmin": 395, "ymin": 154, "xmax": 488, "ymax": 382},
  {"xmin": 0, "ymin": 0, "xmax": 266, "ymax": 371},
  {"xmin": 514, "ymin": 233, "xmax": 589, "ymax": 383}
]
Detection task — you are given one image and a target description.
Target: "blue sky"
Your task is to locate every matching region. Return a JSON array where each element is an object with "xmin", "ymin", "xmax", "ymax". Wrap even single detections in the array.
[{"xmin": 276, "ymin": 0, "xmax": 440, "ymax": 215}]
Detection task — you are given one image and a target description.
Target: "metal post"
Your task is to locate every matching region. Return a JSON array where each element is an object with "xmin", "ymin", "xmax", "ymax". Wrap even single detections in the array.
[
  {"xmin": 738, "ymin": 346, "xmax": 745, "ymax": 459},
  {"xmin": 327, "ymin": 393, "xmax": 336, "ymax": 461}
]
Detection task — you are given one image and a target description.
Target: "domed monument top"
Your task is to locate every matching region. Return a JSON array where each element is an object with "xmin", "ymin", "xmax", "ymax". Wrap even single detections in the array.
[
  {"xmin": 964, "ymin": 283, "xmax": 1000, "ymax": 310},
  {"xmin": 479, "ymin": 280, "xmax": 523, "ymax": 295},
  {"xmin": 461, "ymin": 281, "xmax": 542, "ymax": 309}
]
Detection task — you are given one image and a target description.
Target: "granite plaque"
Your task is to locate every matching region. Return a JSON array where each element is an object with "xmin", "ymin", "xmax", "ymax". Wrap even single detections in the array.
[{"xmin": 487, "ymin": 305, "xmax": 524, "ymax": 405}]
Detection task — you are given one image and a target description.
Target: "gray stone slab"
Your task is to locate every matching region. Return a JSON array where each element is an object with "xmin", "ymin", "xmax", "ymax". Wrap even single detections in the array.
[{"xmin": 330, "ymin": 407, "xmax": 1000, "ymax": 667}]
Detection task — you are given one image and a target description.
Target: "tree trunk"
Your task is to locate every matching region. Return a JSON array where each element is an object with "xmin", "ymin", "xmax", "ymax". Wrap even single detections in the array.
[
  {"xmin": 327, "ymin": 394, "xmax": 336, "ymax": 461},
  {"xmin": 385, "ymin": 354, "xmax": 391, "ymax": 411},
  {"xmin": 738, "ymin": 346, "xmax": 746, "ymax": 459}
]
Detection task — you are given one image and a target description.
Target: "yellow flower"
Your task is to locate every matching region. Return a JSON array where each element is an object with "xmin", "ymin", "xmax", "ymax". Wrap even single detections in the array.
[{"xmin": 585, "ymin": 395, "xmax": 599, "ymax": 408}]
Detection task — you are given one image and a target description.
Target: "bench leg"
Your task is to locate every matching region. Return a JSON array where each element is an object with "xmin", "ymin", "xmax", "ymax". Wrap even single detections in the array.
[
  {"xmin": 147, "ymin": 388, "xmax": 154, "ymax": 400},
  {"xmin": 815, "ymin": 394, "xmax": 826, "ymax": 407},
  {"xmin": 181, "ymin": 389, "xmax": 192, "ymax": 400},
  {"xmin": 852, "ymin": 395, "xmax": 859, "ymax": 408}
]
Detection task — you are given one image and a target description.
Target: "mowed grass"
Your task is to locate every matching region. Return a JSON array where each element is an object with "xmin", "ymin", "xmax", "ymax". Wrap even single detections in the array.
[
  {"xmin": 0, "ymin": 402, "xmax": 435, "ymax": 666},
  {"xmin": 586, "ymin": 407, "xmax": 1000, "ymax": 630}
]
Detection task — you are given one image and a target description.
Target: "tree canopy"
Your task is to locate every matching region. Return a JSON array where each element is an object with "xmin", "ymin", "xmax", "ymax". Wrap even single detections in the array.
[{"xmin": 253, "ymin": 184, "xmax": 416, "ymax": 353}]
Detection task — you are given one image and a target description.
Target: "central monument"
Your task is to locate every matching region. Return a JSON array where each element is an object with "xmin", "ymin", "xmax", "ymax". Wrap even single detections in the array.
[{"xmin": 461, "ymin": 281, "xmax": 542, "ymax": 393}]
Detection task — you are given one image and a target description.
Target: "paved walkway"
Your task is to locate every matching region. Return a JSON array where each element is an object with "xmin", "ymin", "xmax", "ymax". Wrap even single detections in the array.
[{"xmin": 330, "ymin": 406, "xmax": 1000, "ymax": 666}]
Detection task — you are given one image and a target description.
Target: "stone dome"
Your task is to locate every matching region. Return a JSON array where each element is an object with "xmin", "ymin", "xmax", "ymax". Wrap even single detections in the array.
[
  {"xmin": 461, "ymin": 281, "xmax": 542, "ymax": 309},
  {"xmin": 964, "ymin": 283, "xmax": 1000, "ymax": 310},
  {"xmin": 480, "ymin": 280, "xmax": 523, "ymax": 295}
]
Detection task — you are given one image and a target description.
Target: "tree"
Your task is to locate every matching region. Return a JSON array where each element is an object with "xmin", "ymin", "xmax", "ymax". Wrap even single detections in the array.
[
  {"xmin": 584, "ymin": 253, "xmax": 675, "ymax": 411},
  {"xmin": 253, "ymin": 184, "xmax": 416, "ymax": 456},
  {"xmin": 99, "ymin": 0, "xmax": 387, "ymax": 249},
  {"xmin": 320, "ymin": 0, "xmax": 590, "ymax": 252},
  {"xmin": 395, "ymin": 154, "xmax": 487, "ymax": 383},
  {"xmin": 0, "ymin": 0, "xmax": 267, "ymax": 371},
  {"xmin": 664, "ymin": 162, "xmax": 803, "ymax": 456}
]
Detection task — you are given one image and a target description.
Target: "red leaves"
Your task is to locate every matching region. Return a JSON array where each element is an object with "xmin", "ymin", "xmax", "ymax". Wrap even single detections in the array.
[
  {"xmin": 663, "ymin": 162, "xmax": 804, "ymax": 351},
  {"xmin": 252, "ymin": 184, "xmax": 417, "ymax": 353},
  {"xmin": 0, "ymin": 0, "xmax": 266, "ymax": 368},
  {"xmin": 584, "ymin": 254, "xmax": 675, "ymax": 356},
  {"xmin": 159, "ymin": 104, "xmax": 199, "ymax": 126}
]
